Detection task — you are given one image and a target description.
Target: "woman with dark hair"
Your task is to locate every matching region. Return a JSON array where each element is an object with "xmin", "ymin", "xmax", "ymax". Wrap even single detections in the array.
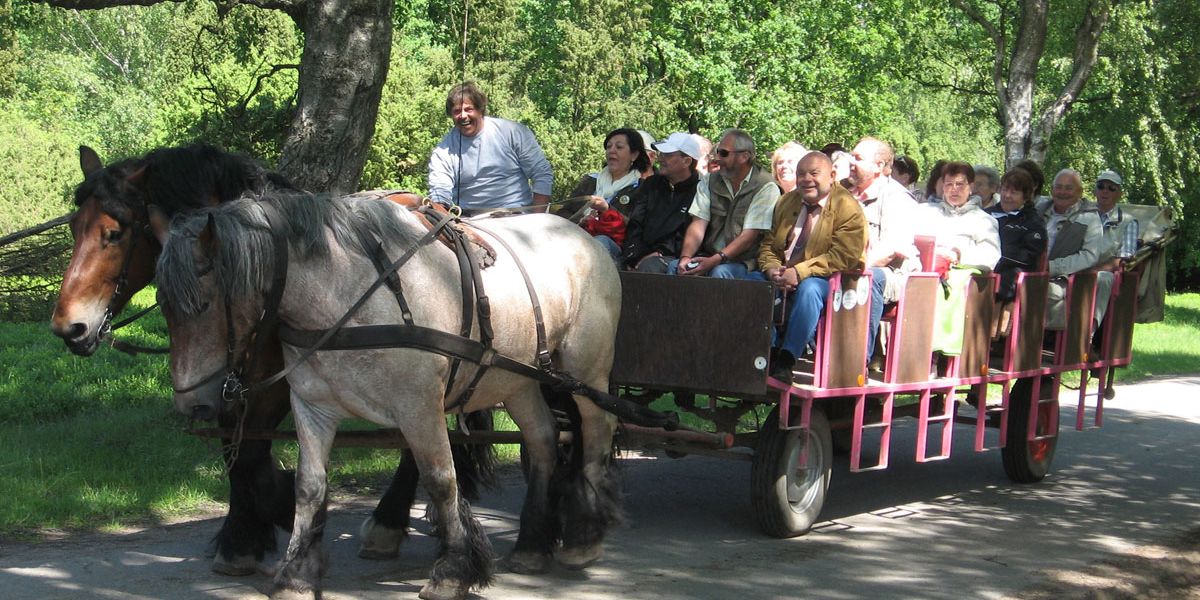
[
  {"xmin": 986, "ymin": 168, "xmax": 1049, "ymax": 337},
  {"xmin": 986, "ymin": 168, "xmax": 1049, "ymax": 302},
  {"xmin": 570, "ymin": 128, "xmax": 649, "ymax": 217},
  {"xmin": 892, "ymin": 155, "xmax": 921, "ymax": 191},
  {"xmin": 1012, "ymin": 158, "xmax": 1046, "ymax": 198},
  {"xmin": 924, "ymin": 159, "xmax": 948, "ymax": 203},
  {"xmin": 568, "ymin": 128, "xmax": 650, "ymax": 261}
]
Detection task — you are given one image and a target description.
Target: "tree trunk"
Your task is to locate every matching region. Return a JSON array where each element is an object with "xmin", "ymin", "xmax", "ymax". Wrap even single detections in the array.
[
  {"xmin": 278, "ymin": 0, "xmax": 392, "ymax": 193},
  {"xmin": 956, "ymin": 0, "xmax": 1111, "ymax": 169}
]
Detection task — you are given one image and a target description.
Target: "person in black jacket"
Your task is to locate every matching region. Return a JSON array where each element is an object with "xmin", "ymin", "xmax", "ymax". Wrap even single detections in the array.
[
  {"xmin": 986, "ymin": 167, "xmax": 1048, "ymax": 302},
  {"xmin": 620, "ymin": 132, "xmax": 703, "ymax": 273}
]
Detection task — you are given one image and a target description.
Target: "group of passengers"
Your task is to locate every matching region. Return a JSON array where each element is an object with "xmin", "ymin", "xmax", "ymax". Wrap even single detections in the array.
[{"xmin": 427, "ymin": 82, "xmax": 1142, "ymax": 384}]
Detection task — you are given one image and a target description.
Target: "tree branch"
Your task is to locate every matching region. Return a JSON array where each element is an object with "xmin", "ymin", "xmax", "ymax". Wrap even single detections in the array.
[
  {"xmin": 952, "ymin": 0, "xmax": 1009, "ymax": 125},
  {"xmin": 1032, "ymin": 0, "xmax": 1113, "ymax": 154},
  {"xmin": 33, "ymin": 0, "xmax": 302, "ymax": 13}
]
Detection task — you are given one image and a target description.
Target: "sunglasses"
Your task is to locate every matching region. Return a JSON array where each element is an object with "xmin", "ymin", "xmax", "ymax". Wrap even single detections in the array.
[
  {"xmin": 1096, "ymin": 182, "xmax": 1121, "ymax": 192},
  {"xmin": 714, "ymin": 149, "xmax": 748, "ymax": 158}
]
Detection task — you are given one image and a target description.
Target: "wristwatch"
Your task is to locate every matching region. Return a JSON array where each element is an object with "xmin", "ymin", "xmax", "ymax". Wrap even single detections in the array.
[{"xmin": 717, "ymin": 250, "xmax": 729, "ymax": 263}]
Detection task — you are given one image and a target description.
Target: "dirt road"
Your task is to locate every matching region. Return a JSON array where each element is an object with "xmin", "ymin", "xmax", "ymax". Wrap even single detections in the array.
[{"xmin": 2, "ymin": 376, "xmax": 1198, "ymax": 599}]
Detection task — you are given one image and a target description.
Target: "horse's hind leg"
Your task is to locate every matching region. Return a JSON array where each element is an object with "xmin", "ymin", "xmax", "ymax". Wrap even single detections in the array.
[
  {"xmin": 211, "ymin": 382, "xmax": 295, "ymax": 576},
  {"xmin": 270, "ymin": 399, "xmax": 337, "ymax": 600},
  {"xmin": 359, "ymin": 411, "xmax": 497, "ymax": 560},
  {"xmin": 555, "ymin": 394, "xmax": 621, "ymax": 570}
]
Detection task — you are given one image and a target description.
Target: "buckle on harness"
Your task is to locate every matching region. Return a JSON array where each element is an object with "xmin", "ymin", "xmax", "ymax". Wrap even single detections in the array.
[{"xmin": 536, "ymin": 349, "xmax": 553, "ymax": 370}]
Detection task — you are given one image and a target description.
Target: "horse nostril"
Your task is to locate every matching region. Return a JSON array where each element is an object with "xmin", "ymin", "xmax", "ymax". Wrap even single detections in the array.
[
  {"xmin": 63, "ymin": 322, "xmax": 87, "ymax": 340},
  {"xmin": 191, "ymin": 404, "xmax": 216, "ymax": 422}
]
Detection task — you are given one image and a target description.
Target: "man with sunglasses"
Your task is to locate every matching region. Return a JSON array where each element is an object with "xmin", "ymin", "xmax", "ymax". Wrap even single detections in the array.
[
  {"xmin": 1094, "ymin": 169, "xmax": 1139, "ymax": 272},
  {"xmin": 670, "ymin": 129, "xmax": 779, "ymax": 279}
]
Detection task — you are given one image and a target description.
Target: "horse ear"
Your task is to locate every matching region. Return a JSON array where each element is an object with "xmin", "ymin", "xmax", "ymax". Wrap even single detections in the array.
[
  {"xmin": 125, "ymin": 165, "xmax": 146, "ymax": 189},
  {"xmin": 79, "ymin": 146, "xmax": 104, "ymax": 177},
  {"xmin": 147, "ymin": 204, "xmax": 171, "ymax": 246}
]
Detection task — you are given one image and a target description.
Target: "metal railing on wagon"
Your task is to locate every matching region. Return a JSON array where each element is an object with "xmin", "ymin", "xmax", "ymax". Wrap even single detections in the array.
[{"xmin": 608, "ymin": 203, "xmax": 1176, "ymax": 539}]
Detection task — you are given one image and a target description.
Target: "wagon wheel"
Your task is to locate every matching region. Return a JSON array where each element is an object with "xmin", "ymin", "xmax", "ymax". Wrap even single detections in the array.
[
  {"xmin": 1001, "ymin": 376, "xmax": 1060, "ymax": 483},
  {"xmin": 750, "ymin": 405, "xmax": 832, "ymax": 538}
]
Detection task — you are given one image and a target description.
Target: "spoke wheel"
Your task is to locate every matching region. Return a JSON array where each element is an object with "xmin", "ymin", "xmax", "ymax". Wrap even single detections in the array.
[{"xmin": 750, "ymin": 405, "xmax": 832, "ymax": 538}]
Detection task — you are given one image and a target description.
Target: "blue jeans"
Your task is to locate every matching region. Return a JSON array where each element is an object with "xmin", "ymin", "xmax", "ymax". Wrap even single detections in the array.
[
  {"xmin": 867, "ymin": 267, "xmax": 887, "ymax": 361},
  {"xmin": 749, "ymin": 272, "xmax": 829, "ymax": 357},
  {"xmin": 594, "ymin": 235, "xmax": 623, "ymax": 269},
  {"xmin": 666, "ymin": 258, "xmax": 750, "ymax": 279}
]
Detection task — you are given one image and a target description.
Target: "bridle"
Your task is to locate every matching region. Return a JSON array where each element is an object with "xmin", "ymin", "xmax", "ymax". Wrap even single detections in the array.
[{"xmin": 92, "ymin": 201, "xmax": 169, "ymax": 355}]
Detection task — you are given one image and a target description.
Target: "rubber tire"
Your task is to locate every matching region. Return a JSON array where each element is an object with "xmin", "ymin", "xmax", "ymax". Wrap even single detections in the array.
[
  {"xmin": 751, "ymin": 405, "xmax": 832, "ymax": 538},
  {"xmin": 1002, "ymin": 376, "xmax": 1060, "ymax": 483}
]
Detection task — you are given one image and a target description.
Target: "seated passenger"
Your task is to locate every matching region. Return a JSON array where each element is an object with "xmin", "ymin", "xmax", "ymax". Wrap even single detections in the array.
[
  {"xmin": 986, "ymin": 167, "xmax": 1048, "ymax": 302},
  {"xmin": 754, "ymin": 152, "xmax": 868, "ymax": 383},
  {"xmin": 567, "ymin": 127, "xmax": 650, "ymax": 261},
  {"xmin": 892, "ymin": 154, "xmax": 921, "ymax": 195},
  {"xmin": 771, "ymin": 141, "xmax": 809, "ymax": 194},
  {"xmin": 973, "ymin": 165, "xmax": 1001, "ymax": 209},
  {"xmin": 1093, "ymin": 169, "xmax": 1139, "ymax": 272},
  {"xmin": 848, "ymin": 136, "xmax": 919, "ymax": 360},
  {"xmin": 620, "ymin": 133, "xmax": 703, "ymax": 274},
  {"xmin": 985, "ymin": 168, "xmax": 1048, "ymax": 337},
  {"xmin": 916, "ymin": 162, "xmax": 1001, "ymax": 271},
  {"xmin": 668, "ymin": 128, "xmax": 779, "ymax": 279},
  {"xmin": 1037, "ymin": 169, "xmax": 1111, "ymax": 330},
  {"xmin": 915, "ymin": 161, "xmax": 1001, "ymax": 355}
]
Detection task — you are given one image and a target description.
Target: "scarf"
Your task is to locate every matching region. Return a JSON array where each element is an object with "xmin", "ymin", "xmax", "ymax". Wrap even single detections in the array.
[{"xmin": 594, "ymin": 168, "xmax": 641, "ymax": 201}]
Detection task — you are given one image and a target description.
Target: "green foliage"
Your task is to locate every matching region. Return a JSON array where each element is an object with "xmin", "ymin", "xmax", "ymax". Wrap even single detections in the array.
[{"xmin": 0, "ymin": 105, "xmax": 77, "ymax": 234}]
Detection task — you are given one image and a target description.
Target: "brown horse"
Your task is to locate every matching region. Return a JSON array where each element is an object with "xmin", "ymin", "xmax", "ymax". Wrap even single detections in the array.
[{"xmin": 49, "ymin": 144, "xmax": 489, "ymax": 575}]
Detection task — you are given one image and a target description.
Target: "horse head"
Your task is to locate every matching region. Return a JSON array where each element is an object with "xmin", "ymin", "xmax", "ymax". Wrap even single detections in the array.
[
  {"xmin": 50, "ymin": 143, "xmax": 300, "ymax": 356},
  {"xmin": 155, "ymin": 203, "xmax": 274, "ymax": 421},
  {"xmin": 50, "ymin": 146, "xmax": 159, "ymax": 355}
]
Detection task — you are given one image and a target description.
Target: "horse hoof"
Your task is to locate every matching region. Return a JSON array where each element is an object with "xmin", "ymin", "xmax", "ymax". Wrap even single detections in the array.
[
  {"xmin": 507, "ymin": 550, "xmax": 551, "ymax": 574},
  {"xmin": 418, "ymin": 579, "xmax": 469, "ymax": 600},
  {"xmin": 357, "ymin": 516, "xmax": 405, "ymax": 560},
  {"xmin": 555, "ymin": 543, "xmax": 604, "ymax": 570},
  {"xmin": 268, "ymin": 587, "xmax": 318, "ymax": 600},
  {"xmin": 211, "ymin": 553, "xmax": 258, "ymax": 577}
]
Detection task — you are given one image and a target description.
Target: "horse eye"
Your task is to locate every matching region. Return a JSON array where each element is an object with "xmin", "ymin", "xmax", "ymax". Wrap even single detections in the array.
[{"xmin": 104, "ymin": 228, "xmax": 125, "ymax": 244}]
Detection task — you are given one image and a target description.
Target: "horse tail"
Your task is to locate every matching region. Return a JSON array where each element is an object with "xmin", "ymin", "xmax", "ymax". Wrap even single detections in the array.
[{"xmin": 450, "ymin": 409, "xmax": 499, "ymax": 501}]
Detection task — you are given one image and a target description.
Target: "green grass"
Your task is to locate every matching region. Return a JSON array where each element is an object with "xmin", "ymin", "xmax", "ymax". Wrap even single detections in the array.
[{"xmin": 2, "ymin": 291, "xmax": 1199, "ymax": 538}]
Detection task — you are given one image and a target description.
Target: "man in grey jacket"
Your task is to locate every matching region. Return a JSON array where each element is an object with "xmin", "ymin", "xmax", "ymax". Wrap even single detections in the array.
[{"xmin": 1036, "ymin": 169, "xmax": 1112, "ymax": 330}]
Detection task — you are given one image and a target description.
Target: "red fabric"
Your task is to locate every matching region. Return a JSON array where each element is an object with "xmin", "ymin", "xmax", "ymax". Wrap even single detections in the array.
[
  {"xmin": 583, "ymin": 209, "xmax": 626, "ymax": 246},
  {"xmin": 933, "ymin": 254, "xmax": 953, "ymax": 279}
]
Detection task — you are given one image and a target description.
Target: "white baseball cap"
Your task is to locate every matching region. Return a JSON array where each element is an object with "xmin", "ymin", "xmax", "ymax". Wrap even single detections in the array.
[{"xmin": 653, "ymin": 132, "xmax": 703, "ymax": 161}]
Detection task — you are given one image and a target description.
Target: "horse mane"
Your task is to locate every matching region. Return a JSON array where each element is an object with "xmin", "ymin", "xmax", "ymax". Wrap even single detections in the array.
[
  {"xmin": 157, "ymin": 192, "xmax": 426, "ymax": 316},
  {"xmin": 76, "ymin": 143, "xmax": 301, "ymax": 223}
]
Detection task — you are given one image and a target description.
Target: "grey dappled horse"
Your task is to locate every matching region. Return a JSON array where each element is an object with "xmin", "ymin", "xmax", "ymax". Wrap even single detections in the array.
[{"xmin": 153, "ymin": 193, "xmax": 623, "ymax": 600}]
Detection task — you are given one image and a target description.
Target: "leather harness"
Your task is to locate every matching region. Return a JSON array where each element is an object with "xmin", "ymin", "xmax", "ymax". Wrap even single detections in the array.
[{"xmin": 188, "ymin": 202, "xmax": 678, "ymax": 430}]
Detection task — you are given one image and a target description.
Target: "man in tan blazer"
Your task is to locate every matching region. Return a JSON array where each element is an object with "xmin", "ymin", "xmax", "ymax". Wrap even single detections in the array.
[{"xmin": 755, "ymin": 151, "xmax": 868, "ymax": 382}]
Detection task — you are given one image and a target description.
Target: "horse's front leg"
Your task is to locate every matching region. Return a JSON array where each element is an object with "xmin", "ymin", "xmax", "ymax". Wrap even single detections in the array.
[
  {"xmin": 501, "ymin": 386, "xmax": 561, "ymax": 574},
  {"xmin": 270, "ymin": 398, "xmax": 339, "ymax": 600}
]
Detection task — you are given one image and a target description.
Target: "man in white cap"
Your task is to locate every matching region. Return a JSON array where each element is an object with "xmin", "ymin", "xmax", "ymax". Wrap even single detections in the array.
[
  {"xmin": 620, "ymin": 132, "xmax": 703, "ymax": 273},
  {"xmin": 1094, "ymin": 169, "xmax": 1139, "ymax": 272}
]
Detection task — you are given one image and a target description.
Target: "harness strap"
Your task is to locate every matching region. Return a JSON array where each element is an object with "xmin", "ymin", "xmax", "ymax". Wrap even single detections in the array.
[
  {"xmin": 468, "ymin": 222, "xmax": 553, "ymax": 370},
  {"xmin": 276, "ymin": 322, "xmax": 680, "ymax": 431},
  {"xmin": 355, "ymin": 227, "xmax": 415, "ymax": 325},
  {"xmin": 443, "ymin": 231, "xmax": 476, "ymax": 402},
  {"xmin": 444, "ymin": 226, "xmax": 496, "ymax": 412},
  {"xmin": 246, "ymin": 210, "xmax": 458, "ymax": 394}
]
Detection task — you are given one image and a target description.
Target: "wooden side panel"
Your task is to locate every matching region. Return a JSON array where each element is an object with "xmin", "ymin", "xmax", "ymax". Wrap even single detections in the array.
[
  {"xmin": 1062, "ymin": 271, "xmax": 1098, "ymax": 365},
  {"xmin": 822, "ymin": 273, "xmax": 870, "ymax": 389},
  {"xmin": 1105, "ymin": 272, "xmax": 1140, "ymax": 362},
  {"xmin": 611, "ymin": 272, "xmax": 773, "ymax": 397},
  {"xmin": 959, "ymin": 274, "xmax": 995, "ymax": 378},
  {"xmin": 890, "ymin": 275, "xmax": 939, "ymax": 383},
  {"xmin": 1012, "ymin": 274, "xmax": 1049, "ymax": 372}
]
